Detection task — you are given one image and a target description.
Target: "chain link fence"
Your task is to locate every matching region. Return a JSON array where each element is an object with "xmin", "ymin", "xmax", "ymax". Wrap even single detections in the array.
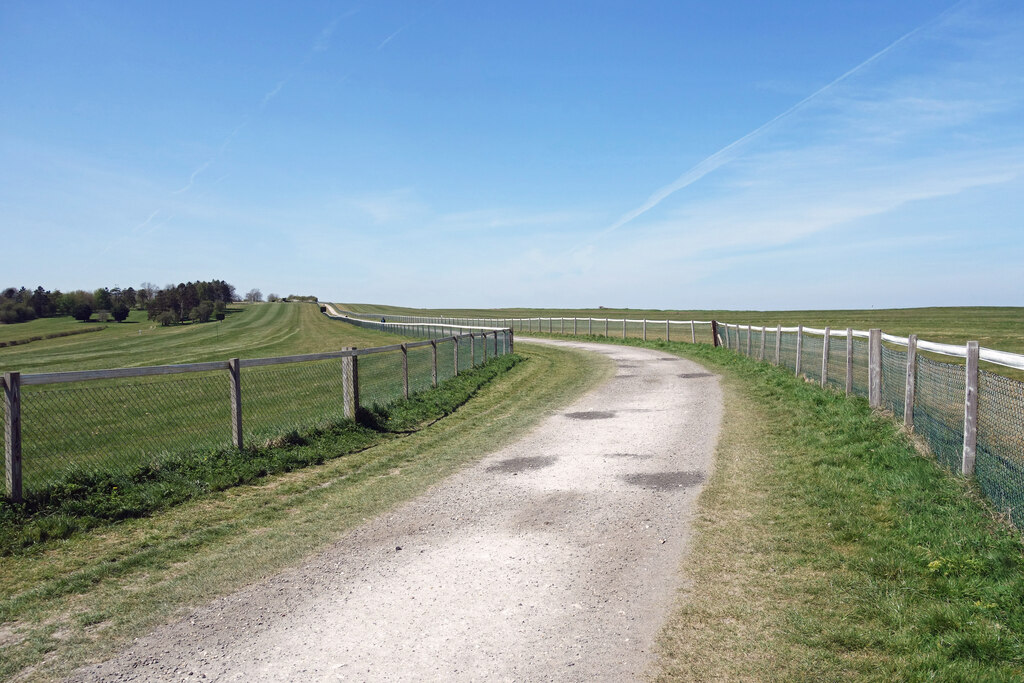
[{"xmin": 3, "ymin": 321, "xmax": 513, "ymax": 501}]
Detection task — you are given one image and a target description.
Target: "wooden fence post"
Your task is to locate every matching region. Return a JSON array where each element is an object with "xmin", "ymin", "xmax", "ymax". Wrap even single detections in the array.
[
  {"xmin": 904, "ymin": 334, "xmax": 917, "ymax": 430},
  {"xmin": 868, "ymin": 329, "xmax": 882, "ymax": 409},
  {"xmin": 343, "ymin": 349, "xmax": 359, "ymax": 419},
  {"xmin": 759, "ymin": 326, "xmax": 766, "ymax": 361},
  {"xmin": 228, "ymin": 359, "xmax": 243, "ymax": 450},
  {"xmin": 846, "ymin": 328, "xmax": 853, "ymax": 396},
  {"xmin": 775, "ymin": 324, "xmax": 782, "ymax": 365},
  {"xmin": 573, "ymin": 318, "xmax": 577, "ymax": 335},
  {"xmin": 821, "ymin": 327, "xmax": 831, "ymax": 388},
  {"xmin": 666, "ymin": 320, "xmax": 670, "ymax": 342},
  {"xmin": 604, "ymin": 318, "xmax": 609, "ymax": 337},
  {"xmin": 622, "ymin": 319, "xmax": 626, "ymax": 339},
  {"xmin": 470, "ymin": 333, "xmax": 476, "ymax": 367},
  {"xmin": 746, "ymin": 325, "xmax": 752, "ymax": 356},
  {"xmin": 962, "ymin": 341, "xmax": 979, "ymax": 476},
  {"xmin": 4, "ymin": 372, "xmax": 22, "ymax": 503},
  {"xmin": 431, "ymin": 340, "xmax": 438, "ymax": 387},
  {"xmin": 452, "ymin": 338, "xmax": 459, "ymax": 377},
  {"xmin": 643, "ymin": 319, "xmax": 647, "ymax": 341},
  {"xmin": 588, "ymin": 318, "xmax": 592, "ymax": 335},
  {"xmin": 725, "ymin": 324, "xmax": 731, "ymax": 348},
  {"xmin": 509, "ymin": 330, "xmax": 514, "ymax": 354},
  {"xmin": 710, "ymin": 320, "xmax": 719, "ymax": 347},
  {"xmin": 402, "ymin": 344, "xmax": 409, "ymax": 398},
  {"xmin": 795, "ymin": 325, "xmax": 803, "ymax": 376},
  {"xmin": 560, "ymin": 318, "xmax": 564, "ymax": 334}
]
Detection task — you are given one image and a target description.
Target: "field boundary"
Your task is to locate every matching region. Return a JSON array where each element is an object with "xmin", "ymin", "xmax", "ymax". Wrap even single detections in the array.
[
  {"xmin": 350, "ymin": 308, "xmax": 1024, "ymax": 528},
  {"xmin": 2, "ymin": 319, "xmax": 513, "ymax": 502}
]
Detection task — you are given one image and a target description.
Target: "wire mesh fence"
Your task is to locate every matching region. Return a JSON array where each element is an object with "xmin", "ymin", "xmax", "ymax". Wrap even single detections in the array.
[
  {"xmin": 3, "ymin": 324, "xmax": 513, "ymax": 501},
  {"xmin": 328, "ymin": 309, "xmax": 1024, "ymax": 529},
  {"xmin": 881, "ymin": 345, "xmax": 907, "ymax": 420}
]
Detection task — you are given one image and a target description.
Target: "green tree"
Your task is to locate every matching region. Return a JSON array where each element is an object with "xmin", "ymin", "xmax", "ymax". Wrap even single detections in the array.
[
  {"xmin": 72, "ymin": 303, "xmax": 93, "ymax": 322},
  {"xmin": 94, "ymin": 288, "xmax": 112, "ymax": 312},
  {"xmin": 112, "ymin": 302, "xmax": 130, "ymax": 322}
]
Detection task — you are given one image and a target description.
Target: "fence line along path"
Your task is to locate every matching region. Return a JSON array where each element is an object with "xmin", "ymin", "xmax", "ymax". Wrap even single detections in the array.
[
  {"xmin": 340, "ymin": 308, "xmax": 1024, "ymax": 530},
  {"xmin": 3, "ymin": 315, "xmax": 513, "ymax": 503}
]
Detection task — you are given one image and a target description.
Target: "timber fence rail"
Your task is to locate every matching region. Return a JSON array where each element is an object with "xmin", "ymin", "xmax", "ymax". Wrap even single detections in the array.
[
  {"xmin": 344, "ymin": 308, "xmax": 1024, "ymax": 528},
  {"xmin": 3, "ymin": 321, "xmax": 513, "ymax": 503}
]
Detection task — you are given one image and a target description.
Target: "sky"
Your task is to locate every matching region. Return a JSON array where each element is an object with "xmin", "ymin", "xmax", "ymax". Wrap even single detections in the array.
[{"xmin": 2, "ymin": 0, "xmax": 1022, "ymax": 310}]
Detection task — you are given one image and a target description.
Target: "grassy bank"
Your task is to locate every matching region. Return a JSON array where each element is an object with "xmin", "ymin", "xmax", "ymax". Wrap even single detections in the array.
[{"xmin": 0, "ymin": 341, "xmax": 611, "ymax": 681}]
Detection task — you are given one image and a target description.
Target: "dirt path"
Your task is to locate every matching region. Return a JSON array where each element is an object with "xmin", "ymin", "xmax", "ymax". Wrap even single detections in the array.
[{"xmin": 69, "ymin": 339, "xmax": 722, "ymax": 682}]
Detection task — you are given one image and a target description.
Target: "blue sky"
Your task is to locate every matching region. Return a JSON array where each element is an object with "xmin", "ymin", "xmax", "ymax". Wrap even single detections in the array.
[{"xmin": 2, "ymin": 0, "xmax": 1022, "ymax": 309}]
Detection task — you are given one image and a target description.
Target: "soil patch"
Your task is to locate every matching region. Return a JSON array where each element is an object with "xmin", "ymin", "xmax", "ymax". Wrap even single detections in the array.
[
  {"xmin": 486, "ymin": 456, "xmax": 558, "ymax": 473},
  {"xmin": 564, "ymin": 410, "xmax": 616, "ymax": 420}
]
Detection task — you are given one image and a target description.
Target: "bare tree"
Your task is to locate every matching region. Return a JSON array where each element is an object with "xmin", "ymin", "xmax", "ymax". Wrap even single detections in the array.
[{"xmin": 245, "ymin": 288, "xmax": 263, "ymax": 303}]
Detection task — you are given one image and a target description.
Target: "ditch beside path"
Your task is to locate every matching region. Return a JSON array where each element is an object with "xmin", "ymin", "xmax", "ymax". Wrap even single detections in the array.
[{"xmin": 69, "ymin": 338, "xmax": 723, "ymax": 682}]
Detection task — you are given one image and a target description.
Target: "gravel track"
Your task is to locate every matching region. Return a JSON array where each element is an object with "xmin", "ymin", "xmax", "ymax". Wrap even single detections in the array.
[{"xmin": 69, "ymin": 338, "xmax": 722, "ymax": 682}]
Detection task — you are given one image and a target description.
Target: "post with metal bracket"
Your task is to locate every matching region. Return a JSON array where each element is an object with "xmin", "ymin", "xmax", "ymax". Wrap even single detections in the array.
[
  {"xmin": 904, "ymin": 334, "xmax": 918, "ymax": 430},
  {"xmin": 431, "ymin": 340, "xmax": 438, "ymax": 388},
  {"xmin": 868, "ymin": 329, "xmax": 882, "ymax": 409},
  {"xmin": 821, "ymin": 327, "xmax": 831, "ymax": 388},
  {"xmin": 343, "ymin": 348, "xmax": 359, "ymax": 420},
  {"xmin": 228, "ymin": 358, "xmax": 243, "ymax": 450},
  {"xmin": 795, "ymin": 326, "xmax": 803, "ymax": 376},
  {"xmin": 4, "ymin": 372, "xmax": 23, "ymax": 503},
  {"xmin": 402, "ymin": 344, "xmax": 410, "ymax": 398},
  {"xmin": 846, "ymin": 328, "xmax": 854, "ymax": 396},
  {"xmin": 961, "ymin": 341, "xmax": 979, "ymax": 476}
]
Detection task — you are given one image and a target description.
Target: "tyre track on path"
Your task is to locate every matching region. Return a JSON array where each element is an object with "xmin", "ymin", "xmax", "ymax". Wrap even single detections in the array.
[{"xmin": 70, "ymin": 338, "xmax": 722, "ymax": 682}]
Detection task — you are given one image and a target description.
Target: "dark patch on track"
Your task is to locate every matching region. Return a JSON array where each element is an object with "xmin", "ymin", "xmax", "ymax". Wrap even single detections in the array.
[
  {"xmin": 678, "ymin": 372, "xmax": 713, "ymax": 379},
  {"xmin": 487, "ymin": 456, "xmax": 558, "ymax": 473},
  {"xmin": 565, "ymin": 411, "xmax": 616, "ymax": 420},
  {"xmin": 620, "ymin": 471, "xmax": 706, "ymax": 491},
  {"xmin": 606, "ymin": 452, "xmax": 653, "ymax": 460},
  {"xmin": 615, "ymin": 374, "xmax": 638, "ymax": 379},
  {"xmin": 657, "ymin": 357, "xmax": 682, "ymax": 361}
]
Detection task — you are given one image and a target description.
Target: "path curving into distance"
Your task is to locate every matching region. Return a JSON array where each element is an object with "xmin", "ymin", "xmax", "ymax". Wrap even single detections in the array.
[{"xmin": 70, "ymin": 338, "xmax": 722, "ymax": 682}]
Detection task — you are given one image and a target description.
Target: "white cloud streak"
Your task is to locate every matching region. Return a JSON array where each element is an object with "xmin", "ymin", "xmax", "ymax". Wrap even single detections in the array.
[{"xmin": 585, "ymin": 0, "xmax": 968, "ymax": 248}]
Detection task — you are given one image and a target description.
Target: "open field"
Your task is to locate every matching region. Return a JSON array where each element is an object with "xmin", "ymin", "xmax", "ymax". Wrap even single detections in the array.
[
  {"xmin": 339, "ymin": 304, "xmax": 1024, "ymax": 356},
  {"xmin": 0, "ymin": 302, "xmax": 407, "ymax": 375},
  {"xmin": 2, "ymin": 305, "xmax": 502, "ymax": 499},
  {"xmin": 0, "ymin": 341, "xmax": 609, "ymax": 681}
]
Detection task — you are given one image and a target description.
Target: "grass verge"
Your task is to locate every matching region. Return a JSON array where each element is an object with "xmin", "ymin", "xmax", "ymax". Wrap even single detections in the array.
[
  {"xmin": 0, "ymin": 355, "xmax": 522, "ymax": 555},
  {"xmin": 0, "ymin": 341, "xmax": 610, "ymax": 681},
  {"xmin": 533, "ymin": 334, "xmax": 1024, "ymax": 680}
]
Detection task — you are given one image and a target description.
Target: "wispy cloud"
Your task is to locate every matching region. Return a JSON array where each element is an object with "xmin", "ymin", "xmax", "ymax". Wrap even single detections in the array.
[{"xmin": 584, "ymin": 0, "xmax": 969, "ymax": 249}]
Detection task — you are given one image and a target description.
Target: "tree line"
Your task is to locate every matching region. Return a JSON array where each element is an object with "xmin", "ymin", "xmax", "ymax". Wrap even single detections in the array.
[{"xmin": 0, "ymin": 280, "xmax": 241, "ymax": 326}]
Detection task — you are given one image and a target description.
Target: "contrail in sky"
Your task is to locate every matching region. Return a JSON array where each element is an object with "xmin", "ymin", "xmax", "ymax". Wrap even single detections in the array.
[{"xmin": 587, "ymin": 0, "xmax": 968, "ymax": 245}]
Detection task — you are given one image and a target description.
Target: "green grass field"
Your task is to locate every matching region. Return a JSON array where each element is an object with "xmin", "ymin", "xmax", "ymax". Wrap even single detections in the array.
[
  {"xmin": 0, "ymin": 302, "xmax": 409, "ymax": 375},
  {"xmin": 0, "ymin": 304, "xmax": 452, "ymax": 495}
]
